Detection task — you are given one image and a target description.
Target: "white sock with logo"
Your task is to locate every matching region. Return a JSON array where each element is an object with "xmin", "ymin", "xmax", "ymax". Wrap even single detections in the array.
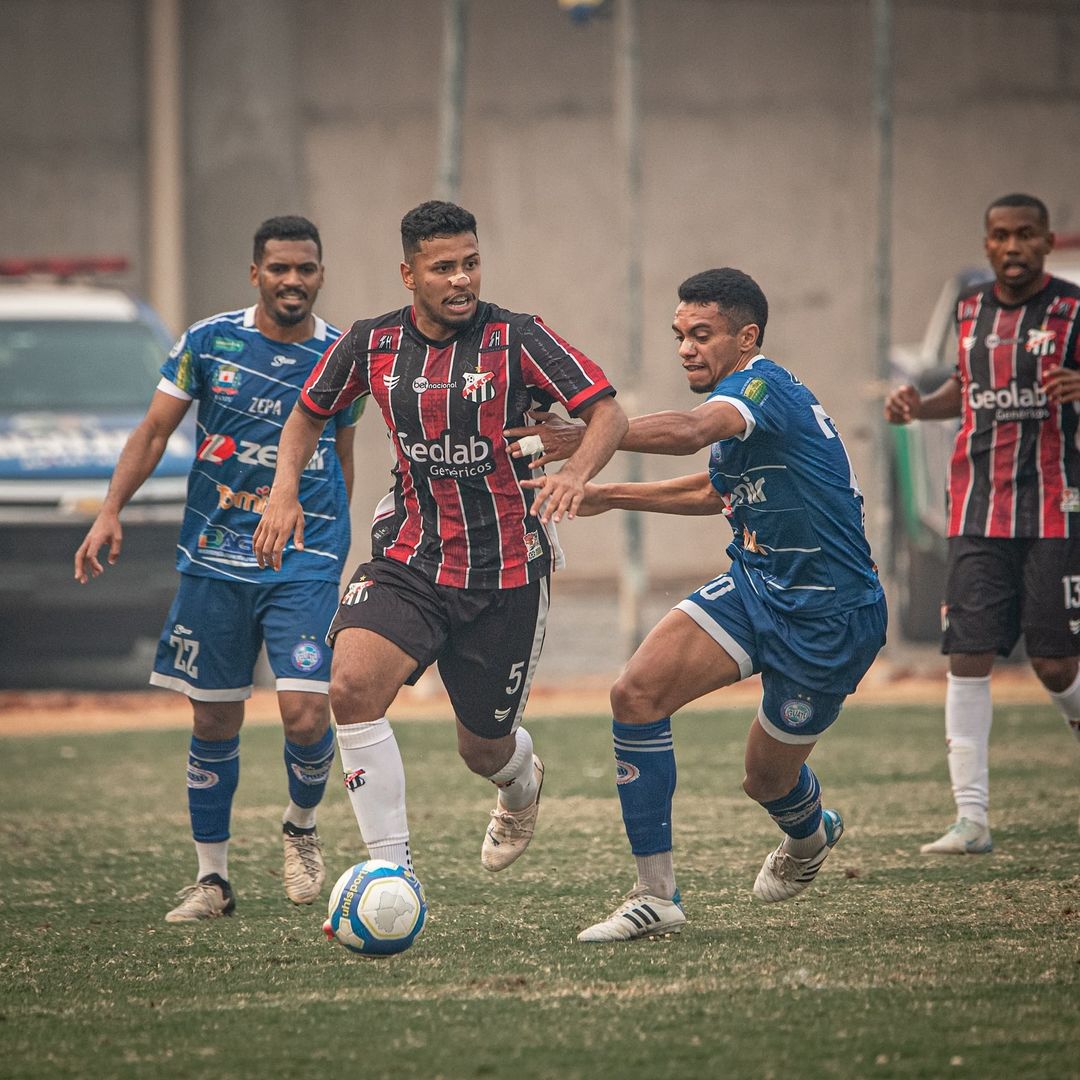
[
  {"xmin": 1046, "ymin": 667, "xmax": 1080, "ymax": 743},
  {"xmin": 945, "ymin": 673, "xmax": 992, "ymax": 826},
  {"xmin": 487, "ymin": 727, "xmax": 538, "ymax": 811},
  {"xmin": 336, "ymin": 717, "xmax": 412, "ymax": 871}
]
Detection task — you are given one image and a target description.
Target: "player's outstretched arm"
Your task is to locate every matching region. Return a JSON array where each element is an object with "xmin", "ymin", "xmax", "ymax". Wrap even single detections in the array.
[
  {"xmin": 74, "ymin": 390, "xmax": 191, "ymax": 583},
  {"xmin": 530, "ymin": 471, "xmax": 723, "ymax": 518},
  {"xmin": 253, "ymin": 406, "xmax": 328, "ymax": 571},
  {"xmin": 524, "ymin": 396, "xmax": 628, "ymax": 523}
]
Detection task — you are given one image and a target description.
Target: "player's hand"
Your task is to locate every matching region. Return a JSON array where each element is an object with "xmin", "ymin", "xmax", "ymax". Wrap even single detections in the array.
[
  {"xmin": 504, "ymin": 410, "xmax": 585, "ymax": 469},
  {"xmin": 252, "ymin": 494, "xmax": 305, "ymax": 571},
  {"xmin": 574, "ymin": 482, "xmax": 611, "ymax": 517},
  {"xmin": 883, "ymin": 384, "xmax": 922, "ymax": 424},
  {"xmin": 520, "ymin": 468, "xmax": 587, "ymax": 524},
  {"xmin": 73, "ymin": 511, "xmax": 123, "ymax": 584},
  {"xmin": 1043, "ymin": 366, "xmax": 1080, "ymax": 404}
]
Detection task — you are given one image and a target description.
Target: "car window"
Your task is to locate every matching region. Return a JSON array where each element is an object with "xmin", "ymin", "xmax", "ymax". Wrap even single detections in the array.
[{"xmin": 0, "ymin": 320, "xmax": 164, "ymax": 411}]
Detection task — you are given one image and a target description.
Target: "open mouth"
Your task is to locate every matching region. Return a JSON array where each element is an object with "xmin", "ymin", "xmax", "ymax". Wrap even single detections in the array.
[{"xmin": 445, "ymin": 294, "xmax": 474, "ymax": 312}]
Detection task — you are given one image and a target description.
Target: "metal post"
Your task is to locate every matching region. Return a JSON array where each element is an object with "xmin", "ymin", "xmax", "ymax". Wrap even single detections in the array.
[
  {"xmin": 872, "ymin": 0, "xmax": 895, "ymax": 572},
  {"xmin": 436, "ymin": 0, "xmax": 468, "ymax": 201},
  {"xmin": 614, "ymin": 0, "xmax": 646, "ymax": 657},
  {"xmin": 146, "ymin": 0, "xmax": 184, "ymax": 333}
]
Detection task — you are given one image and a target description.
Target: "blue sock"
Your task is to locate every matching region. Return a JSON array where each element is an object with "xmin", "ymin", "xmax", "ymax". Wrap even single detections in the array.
[
  {"xmin": 613, "ymin": 718, "xmax": 676, "ymax": 856},
  {"xmin": 284, "ymin": 726, "xmax": 335, "ymax": 809},
  {"xmin": 759, "ymin": 764, "xmax": 822, "ymax": 839},
  {"xmin": 187, "ymin": 735, "xmax": 240, "ymax": 844}
]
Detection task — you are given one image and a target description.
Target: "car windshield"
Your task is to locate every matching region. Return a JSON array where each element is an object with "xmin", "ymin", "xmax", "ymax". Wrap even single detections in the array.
[{"xmin": 0, "ymin": 320, "xmax": 165, "ymax": 412}]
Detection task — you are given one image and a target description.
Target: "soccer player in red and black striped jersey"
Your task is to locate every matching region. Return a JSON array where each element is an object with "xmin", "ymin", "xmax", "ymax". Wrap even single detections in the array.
[
  {"xmin": 885, "ymin": 193, "xmax": 1080, "ymax": 854},
  {"xmin": 254, "ymin": 201, "xmax": 627, "ymax": 883}
]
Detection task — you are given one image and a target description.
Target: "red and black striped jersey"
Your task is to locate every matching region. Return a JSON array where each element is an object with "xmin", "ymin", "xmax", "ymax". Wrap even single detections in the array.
[
  {"xmin": 947, "ymin": 275, "xmax": 1080, "ymax": 538},
  {"xmin": 299, "ymin": 302, "xmax": 616, "ymax": 588}
]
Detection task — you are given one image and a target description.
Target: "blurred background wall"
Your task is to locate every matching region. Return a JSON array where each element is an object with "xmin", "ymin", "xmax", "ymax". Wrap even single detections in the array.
[{"xmin": 2, "ymin": 0, "xmax": 1078, "ymax": 592}]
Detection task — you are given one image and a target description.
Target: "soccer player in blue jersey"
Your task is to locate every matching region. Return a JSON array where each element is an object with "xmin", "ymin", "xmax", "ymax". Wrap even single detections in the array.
[
  {"xmin": 74, "ymin": 216, "xmax": 362, "ymax": 922},
  {"xmin": 511, "ymin": 267, "xmax": 887, "ymax": 940}
]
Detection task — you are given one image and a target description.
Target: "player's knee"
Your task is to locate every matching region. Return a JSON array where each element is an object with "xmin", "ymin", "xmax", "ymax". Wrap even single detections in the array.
[
  {"xmin": 1029, "ymin": 655, "xmax": 1078, "ymax": 694},
  {"xmin": 610, "ymin": 670, "xmax": 658, "ymax": 724},
  {"xmin": 457, "ymin": 735, "xmax": 511, "ymax": 777},
  {"xmin": 742, "ymin": 765, "xmax": 795, "ymax": 804},
  {"xmin": 281, "ymin": 699, "xmax": 331, "ymax": 745}
]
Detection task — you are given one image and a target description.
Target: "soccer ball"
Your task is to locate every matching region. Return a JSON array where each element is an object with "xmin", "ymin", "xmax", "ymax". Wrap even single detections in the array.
[{"xmin": 323, "ymin": 860, "xmax": 428, "ymax": 957}]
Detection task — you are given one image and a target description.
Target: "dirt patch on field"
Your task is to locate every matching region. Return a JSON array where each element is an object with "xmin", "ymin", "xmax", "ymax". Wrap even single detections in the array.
[{"xmin": 0, "ymin": 659, "xmax": 1046, "ymax": 737}]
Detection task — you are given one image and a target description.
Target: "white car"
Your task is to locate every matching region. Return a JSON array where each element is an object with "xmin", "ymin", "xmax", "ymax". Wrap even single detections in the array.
[
  {"xmin": 888, "ymin": 245, "xmax": 1080, "ymax": 640},
  {"xmin": 0, "ymin": 259, "xmax": 193, "ymax": 686}
]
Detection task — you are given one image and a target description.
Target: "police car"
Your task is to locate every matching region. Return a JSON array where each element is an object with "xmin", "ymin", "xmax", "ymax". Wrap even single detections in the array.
[
  {"xmin": 0, "ymin": 259, "xmax": 193, "ymax": 685},
  {"xmin": 888, "ymin": 242, "xmax": 1080, "ymax": 640}
]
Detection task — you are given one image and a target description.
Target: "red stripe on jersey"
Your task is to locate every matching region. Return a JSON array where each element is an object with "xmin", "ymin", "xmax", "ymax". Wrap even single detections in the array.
[
  {"xmin": 947, "ymin": 296, "xmax": 983, "ymax": 535},
  {"xmin": 521, "ymin": 318, "xmax": 613, "ymax": 415},
  {"xmin": 987, "ymin": 307, "xmax": 1022, "ymax": 535},
  {"xmin": 300, "ymin": 333, "xmax": 364, "ymax": 417}
]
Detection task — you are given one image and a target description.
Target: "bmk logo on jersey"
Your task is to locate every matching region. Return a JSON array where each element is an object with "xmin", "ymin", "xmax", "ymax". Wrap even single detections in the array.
[
  {"xmin": 1025, "ymin": 327, "xmax": 1057, "ymax": 356},
  {"xmin": 211, "ymin": 365, "xmax": 241, "ymax": 395},
  {"xmin": 462, "ymin": 370, "xmax": 496, "ymax": 403},
  {"xmin": 291, "ymin": 640, "xmax": 324, "ymax": 673},
  {"xmin": 342, "ymin": 578, "xmax": 374, "ymax": 605}
]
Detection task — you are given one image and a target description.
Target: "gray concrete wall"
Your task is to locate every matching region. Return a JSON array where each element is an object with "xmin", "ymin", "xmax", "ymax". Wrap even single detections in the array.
[{"xmin": 3, "ymin": 0, "xmax": 1078, "ymax": 591}]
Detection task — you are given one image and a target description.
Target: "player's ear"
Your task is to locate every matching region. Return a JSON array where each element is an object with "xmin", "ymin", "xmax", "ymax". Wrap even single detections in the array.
[
  {"xmin": 249, "ymin": 261, "xmax": 259, "ymax": 287},
  {"xmin": 400, "ymin": 259, "xmax": 416, "ymax": 292},
  {"xmin": 740, "ymin": 322, "xmax": 760, "ymax": 350}
]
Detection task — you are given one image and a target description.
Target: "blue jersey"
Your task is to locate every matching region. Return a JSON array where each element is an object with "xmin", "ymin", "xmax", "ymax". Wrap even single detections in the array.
[
  {"xmin": 707, "ymin": 355, "xmax": 882, "ymax": 615},
  {"xmin": 159, "ymin": 306, "xmax": 362, "ymax": 584}
]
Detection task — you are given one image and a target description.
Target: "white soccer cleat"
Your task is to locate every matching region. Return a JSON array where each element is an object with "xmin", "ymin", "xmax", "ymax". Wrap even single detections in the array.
[
  {"xmin": 164, "ymin": 873, "xmax": 236, "ymax": 923},
  {"xmin": 577, "ymin": 888, "xmax": 686, "ymax": 942},
  {"xmin": 753, "ymin": 808, "xmax": 844, "ymax": 903},
  {"xmin": 919, "ymin": 817, "xmax": 992, "ymax": 855},
  {"xmin": 282, "ymin": 823, "xmax": 326, "ymax": 904},
  {"xmin": 481, "ymin": 755, "xmax": 544, "ymax": 872}
]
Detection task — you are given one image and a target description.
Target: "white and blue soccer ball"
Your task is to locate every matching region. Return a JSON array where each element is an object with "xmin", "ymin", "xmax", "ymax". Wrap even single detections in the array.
[{"xmin": 323, "ymin": 860, "xmax": 428, "ymax": 957}]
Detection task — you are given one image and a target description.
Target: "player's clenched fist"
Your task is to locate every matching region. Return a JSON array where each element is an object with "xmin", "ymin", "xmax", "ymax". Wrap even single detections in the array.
[{"xmin": 883, "ymin": 384, "xmax": 922, "ymax": 425}]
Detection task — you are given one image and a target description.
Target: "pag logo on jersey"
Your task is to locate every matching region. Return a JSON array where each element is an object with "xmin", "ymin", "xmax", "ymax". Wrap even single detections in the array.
[
  {"xmin": 395, "ymin": 430, "xmax": 495, "ymax": 478},
  {"xmin": 462, "ymin": 370, "xmax": 496, "ymax": 403}
]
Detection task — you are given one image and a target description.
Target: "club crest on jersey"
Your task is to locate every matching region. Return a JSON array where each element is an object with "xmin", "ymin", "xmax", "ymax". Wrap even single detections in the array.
[
  {"xmin": 462, "ymin": 370, "xmax": 496, "ymax": 403},
  {"xmin": 781, "ymin": 698, "xmax": 814, "ymax": 728},
  {"xmin": 523, "ymin": 530, "xmax": 544, "ymax": 561},
  {"xmin": 342, "ymin": 578, "xmax": 374, "ymax": 605},
  {"xmin": 291, "ymin": 640, "xmax": 324, "ymax": 673},
  {"xmin": 211, "ymin": 365, "xmax": 241, "ymax": 395},
  {"xmin": 1025, "ymin": 327, "xmax": 1057, "ymax": 356},
  {"xmin": 1061, "ymin": 487, "xmax": 1080, "ymax": 513}
]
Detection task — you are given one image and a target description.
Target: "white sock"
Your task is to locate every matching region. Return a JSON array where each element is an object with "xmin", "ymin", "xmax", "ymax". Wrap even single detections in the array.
[
  {"xmin": 634, "ymin": 852, "xmax": 676, "ymax": 900},
  {"xmin": 283, "ymin": 801, "xmax": 317, "ymax": 830},
  {"xmin": 195, "ymin": 841, "xmax": 229, "ymax": 881},
  {"xmin": 1046, "ymin": 667, "xmax": 1080, "ymax": 743},
  {"xmin": 486, "ymin": 727, "xmax": 538, "ymax": 811},
  {"xmin": 337, "ymin": 717, "xmax": 412, "ymax": 871},
  {"xmin": 783, "ymin": 819, "xmax": 827, "ymax": 859},
  {"xmin": 945, "ymin": 673, "xmax": 992, "ymax": 826}
]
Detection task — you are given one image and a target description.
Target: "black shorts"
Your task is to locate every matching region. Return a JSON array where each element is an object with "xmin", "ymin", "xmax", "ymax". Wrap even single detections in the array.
[
  {"xmin": 328, "ymin": 556, "xmax": 550, "ymax": 739},
  {"xmin": 943, "ymin": 536, "xmax": 1080, "ymax": 658}
]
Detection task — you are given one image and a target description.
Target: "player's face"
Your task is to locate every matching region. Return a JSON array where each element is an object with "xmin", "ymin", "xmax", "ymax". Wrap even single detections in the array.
[
  {"xmin": 251, "ymin": 238, "xmax": 324, "ymax": 328},
  {"xmin": 985, "ymin": 206, "xmax": 1054, "ymax": 301},
  {"xmin": 401, "ymin": 233, "xmax": 481, "ymax": 339},
  {"xmin": 672, "ymin": 302, "xmax": 756, "ymax": 394}
]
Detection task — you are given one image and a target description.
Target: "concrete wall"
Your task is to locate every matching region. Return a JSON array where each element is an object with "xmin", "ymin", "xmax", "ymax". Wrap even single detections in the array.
[{"xmin": 3, "ymin": 0, "xmax": 1078, "ymax": 588}]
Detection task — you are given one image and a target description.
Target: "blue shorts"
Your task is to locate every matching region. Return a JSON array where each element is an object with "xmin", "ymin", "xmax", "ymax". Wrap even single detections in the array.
[
  {"xmin": 149, "ymin": 575, "xmax": 338, "ymax": 701},
  {"xmin": 677, "ymin": 563, "xmax": 887, "ymax": 744}
]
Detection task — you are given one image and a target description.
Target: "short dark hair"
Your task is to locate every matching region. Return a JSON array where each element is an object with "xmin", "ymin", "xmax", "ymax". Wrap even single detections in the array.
[
  {"xmin": 253, "ymin": 216, "xmax": 322, "ymax": 264},
  {"xmin": 677, "ymin": 268, "xmax": 768, "ymax": 347},
  {"xmin": 985, "ymin": 193, "xmax": 1050, "ymax": 230},
  {"xmin": 401, "ymin": 201, "xmax": 478, "ymax": 259}
]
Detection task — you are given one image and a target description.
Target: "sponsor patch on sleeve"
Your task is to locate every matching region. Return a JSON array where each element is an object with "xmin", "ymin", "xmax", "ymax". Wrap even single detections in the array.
[{"xmin": 739, "ymin": 376, "xmax": 768, "ymax": 404}]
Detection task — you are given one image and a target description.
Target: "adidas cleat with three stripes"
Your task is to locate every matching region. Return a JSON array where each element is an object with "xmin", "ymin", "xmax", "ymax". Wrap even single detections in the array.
[
  {"xmin": 753, "ymin": 808, "xmax": 844, "ymax": 903},
  {"xmin": 577, "ymin": 888, "xmax": 686, "ymax": 942}
]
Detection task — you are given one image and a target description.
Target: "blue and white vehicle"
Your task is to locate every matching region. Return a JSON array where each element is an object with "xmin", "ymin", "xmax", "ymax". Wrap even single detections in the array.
[{"xmin": 0, "ymin": 259, "xmax": 194, "ymax": 685}]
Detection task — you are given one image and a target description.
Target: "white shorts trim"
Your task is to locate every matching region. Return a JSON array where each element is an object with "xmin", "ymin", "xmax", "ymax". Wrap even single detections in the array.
[
  {"xmin": 756, "ymin": 705, "xmax": 822, "ymax": 746},
  {"xmin": 676, "ymin": 598, "xmax": 753, "ymax": 680},
  {"xmin": 276, "ymin": 677, "xmax": 330, "ymax": 695},
  {"xmin": 149, "ymin": 672, "xmax": 253, "ymax": 701}
]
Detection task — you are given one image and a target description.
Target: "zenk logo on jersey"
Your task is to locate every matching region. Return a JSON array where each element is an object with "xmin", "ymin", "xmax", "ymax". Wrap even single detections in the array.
[{"xmin": 462, "ymin": 370, "xmax": 496, "ymax": 403}]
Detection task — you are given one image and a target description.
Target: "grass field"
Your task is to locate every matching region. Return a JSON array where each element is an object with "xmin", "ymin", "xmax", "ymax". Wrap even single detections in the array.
[{"xmin": 2, "ymin": 702, "xmax": 1078, "ymax": 1080}]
